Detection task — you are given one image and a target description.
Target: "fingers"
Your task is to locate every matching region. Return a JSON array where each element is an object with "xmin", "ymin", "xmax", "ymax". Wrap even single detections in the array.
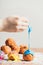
[
  {"xmin": 16, "ymin": 26, "xmax": 27, "ymax": 30},
  {"xmin": 13, "ymin": 17, "xmax": 29, "ymax": 27},
  {"xmin": 6, "ymin": 16, "xmax": 29, "ymax": 32},
  {"xmin": 17, "ymin": 21, "xmax": 29, "ymax": 26},
  {"xmin": 21, "ymin": 17, "xmax": 29, "ymax": 23},
  {"xmin": 15, "ymin": 17, "xmax": 29, "ymax": 31},
  {"xmin": 15, "ymin": 25, "xmax": 28, "ymax": 32},
  {"xmin": 7, "ymin": 16, "xmax": 20, "ymax": 23},
  {"xmin": 12, "ymin": 16, "xmax": 29, "ymax": 31},
  {"xmin": 7, "ymin": 16, "xmax": 29, "ymax": 26}
]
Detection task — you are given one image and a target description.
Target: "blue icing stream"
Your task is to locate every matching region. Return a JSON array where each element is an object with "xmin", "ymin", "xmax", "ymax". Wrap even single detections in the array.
[
  {"xmin": 28, "ymin": 26, "xmax": 32, "ymax": 33},
  {"xmin": 28, "ymin": 26, "xmax": 32, "ymax": 49}
]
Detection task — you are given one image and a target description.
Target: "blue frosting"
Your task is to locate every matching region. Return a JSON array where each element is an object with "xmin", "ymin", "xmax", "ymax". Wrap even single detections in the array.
[{"xmin": 24, "ymin": 50, "xmax": 34, "ymax": 56}]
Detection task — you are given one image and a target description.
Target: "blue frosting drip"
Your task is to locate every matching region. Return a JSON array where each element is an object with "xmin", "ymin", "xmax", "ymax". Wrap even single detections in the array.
[
  {"xmin": 24, "ymin": 50, "xmax": 34, "ymax": 56},
  {"xmin": 28, "ymin": 26, "xmax": 32, "ymax": 33}
]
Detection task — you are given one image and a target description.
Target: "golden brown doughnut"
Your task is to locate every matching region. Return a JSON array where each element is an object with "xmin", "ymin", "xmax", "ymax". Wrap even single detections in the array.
[
  {"xmin": 23, "ymin": 54, "xmax": 34, "ymax": 61},
  {"xmin": 5, "ymin": 38, "xmax": 16, "ymax": 47},
  {"xmin": 19, "ymin": 45, "xmax": 28, "ymax": 54},
  {"xmin": 1, "ymin": 45, "xmax": 11, "ymax": 54},
  {"xmin": 5, "ymin": 38, "xmax": 20, "ymax": 53},
  {"xmin": 11, "ymin": 45, "xmax": 20, "ymax": 53}
]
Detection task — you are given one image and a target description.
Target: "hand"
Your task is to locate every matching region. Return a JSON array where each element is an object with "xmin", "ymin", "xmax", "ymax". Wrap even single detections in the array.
[{"xmin": 2, "ymin": 16, "xmax": 29, "ymax": 32}]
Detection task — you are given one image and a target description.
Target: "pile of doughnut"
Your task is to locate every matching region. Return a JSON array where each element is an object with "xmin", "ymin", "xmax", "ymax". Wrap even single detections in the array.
[{"xmin": 0, "ymin": 38, "xmax": 34, "ymax": 61}]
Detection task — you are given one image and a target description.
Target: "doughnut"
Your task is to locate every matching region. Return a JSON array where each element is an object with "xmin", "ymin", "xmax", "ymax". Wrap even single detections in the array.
[
  {"xmin": 5, "ymin": 38, "xmax": 16, "ymax": 47},
  {"xmin": 23, "ymin": 50, "xmax": 34, "ymax": 61},
  {"xmin": 8, "ymin": 51, "xmax": 20, "ymax": 61},
  {"xmin": 11, "ymin": 45, "xmax": 20, "ymax": 53},
  {"xmin": 1, "ymin": 45, "xmax": 11, "ymax": 54},
  {"xmin": 19, "ymin": 45, "xmax": 28, "ymax": 54}
]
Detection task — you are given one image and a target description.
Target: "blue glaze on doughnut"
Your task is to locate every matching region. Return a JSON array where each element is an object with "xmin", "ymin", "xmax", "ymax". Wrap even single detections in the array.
[{"xmin": 24, "ymin": 50, "xmax": 34, "ymax": 56}]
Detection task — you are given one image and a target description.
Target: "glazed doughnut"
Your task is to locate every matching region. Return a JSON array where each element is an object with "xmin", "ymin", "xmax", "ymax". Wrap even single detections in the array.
[
  {"xmin": 5, "ymin": 38, "xmax": 20, "ymax": 53},
  {"xmin": 23, "ymin": 50, "xmax": 34, "ymax": 61},
  {"xmin": 8, "ymin": 51, "xmax": 20, "ymax": 61},
  {"xmin": 19, "ymin": 45, "xmax": 28, "ymax": 54},
  {"xmin": 1, "ymin": 45, "xmax": 11, "ymax": 54},
  {"xmin": 11, "ymin": 45, "xmax": 20, "ymax": 53},
  {"xmin": 5, "ymin": 38, "xmax": 16, "ymax": 47}
]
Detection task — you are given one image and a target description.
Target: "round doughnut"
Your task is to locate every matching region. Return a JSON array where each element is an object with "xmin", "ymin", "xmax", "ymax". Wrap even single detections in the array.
[
  {"xmin": 19, "ymin": 45, "xmax": 28, "ymax": 54},
  {"xmin": 1, "ymin": 45, "xmax": 11, "ymax": 54},
  {"xmin": 5, "ymin": 38, "xmax": 16, "ymax": 47},
  {"xmin": 23, "ymin": 50, "xmax": 34, "ymax": 61}
]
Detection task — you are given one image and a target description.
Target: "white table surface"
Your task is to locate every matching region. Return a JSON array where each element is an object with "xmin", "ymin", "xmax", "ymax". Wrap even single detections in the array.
[{"xmin": 0, "ymin": 52, "xmax": 43, "ymax": 65}]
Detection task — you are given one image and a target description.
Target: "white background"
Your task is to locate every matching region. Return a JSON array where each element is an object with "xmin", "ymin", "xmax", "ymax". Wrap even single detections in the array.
[{"xmin": 0, "ymin": 0, "xmax": 43, "ymax": 48}]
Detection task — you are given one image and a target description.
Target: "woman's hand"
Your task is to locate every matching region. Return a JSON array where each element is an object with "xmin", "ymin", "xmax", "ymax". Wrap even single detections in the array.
[{"xmin": 1, "ymin": 16, "xmax": 29, "ymax": 32}]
